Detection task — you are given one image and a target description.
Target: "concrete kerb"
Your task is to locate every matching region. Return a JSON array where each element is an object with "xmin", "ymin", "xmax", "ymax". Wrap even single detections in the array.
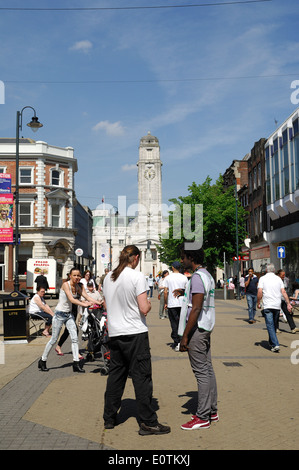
[{"xmin": 1, "ymin": 294, "xmax": 299, "ymax": 450}]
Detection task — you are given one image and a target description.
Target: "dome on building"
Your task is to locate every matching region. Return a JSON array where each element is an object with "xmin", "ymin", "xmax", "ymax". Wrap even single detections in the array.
[{"xmin": 140, "ymin": 131, "xmax": 159, "ymax": 146}]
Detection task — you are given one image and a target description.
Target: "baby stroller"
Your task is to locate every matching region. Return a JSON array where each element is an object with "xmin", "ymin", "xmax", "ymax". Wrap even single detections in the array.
[{"xmin": 80, "ymin": 304, "xmax": 110, "ymax": 375}]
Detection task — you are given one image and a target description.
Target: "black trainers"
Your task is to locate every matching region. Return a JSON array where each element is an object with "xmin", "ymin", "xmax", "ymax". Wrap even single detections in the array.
[
  {"xmin": 139, "ymin": 422, "xmax": 171, "ymax": 436},
  {"xmin": 104, "ymin": 421, "xmax": 115, "ymax": 430}
]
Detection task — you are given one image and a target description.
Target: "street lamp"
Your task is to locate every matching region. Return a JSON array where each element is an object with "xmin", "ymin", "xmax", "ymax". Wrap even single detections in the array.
[
  {"xmin": 14, "ymin": 107, "xmax": 43, "ymax": 291},
  {"xmin": 235, "ymin": 179, "xmax": 240, "ymax": 300},
  {"xmin": 109, "ymin": 206, "xmax": 118, "ymax": 270}
]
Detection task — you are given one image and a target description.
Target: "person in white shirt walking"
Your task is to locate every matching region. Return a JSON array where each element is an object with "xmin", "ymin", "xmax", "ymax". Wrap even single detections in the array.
[
  {"xmin": 164, "ymin": 261, "xmax": 188, "ymax": 351},
  {"xmin": 257, "ymin": 264, "xmax": 292, "ymax": 352}
]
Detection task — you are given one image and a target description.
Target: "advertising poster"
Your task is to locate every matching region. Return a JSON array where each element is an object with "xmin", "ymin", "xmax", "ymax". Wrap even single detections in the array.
[
  {"xmin": 0, "ymin": 173, "xmax": 12, "ymax": 193},
  {"xmin": 100, "ymin": 243, "xmax": 110, "ymax": 264},
  {"xmin": 0, "ymin": 193, "xmax": 13, "ymax": 243}
]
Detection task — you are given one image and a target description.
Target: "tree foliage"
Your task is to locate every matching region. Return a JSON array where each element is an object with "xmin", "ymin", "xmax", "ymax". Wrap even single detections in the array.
[{"xmin": 157, "ymin": 175, "xmax": 247, "ymax": 272}]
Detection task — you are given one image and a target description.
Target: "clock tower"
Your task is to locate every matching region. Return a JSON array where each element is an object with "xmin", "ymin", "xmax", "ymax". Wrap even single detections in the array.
[
  {"xmin": 128, "ymin": 131, "xmax": 167, "ymax": 272},
  {"xmin": 137, "ymin": 131, "xmax": 162, "ymax": 213}
]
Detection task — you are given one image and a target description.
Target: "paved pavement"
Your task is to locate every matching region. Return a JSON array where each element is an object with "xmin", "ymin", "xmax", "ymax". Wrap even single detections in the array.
[{"xmin": 1, "ymin": 293, "xmax": 299, "ymax": 451}]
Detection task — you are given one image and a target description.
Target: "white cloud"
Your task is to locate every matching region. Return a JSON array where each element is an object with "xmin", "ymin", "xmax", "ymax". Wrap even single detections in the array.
[
  {"xmin": 92, "ymin": 120, "xmax": 125, "ymax": 136},
  {"xmin": 70, "ymin": 40, "xmax": 93, "ymax": 54},
  {"xmin": 121, "ymin": 164, "xmax": 136, "ymax": 172}
]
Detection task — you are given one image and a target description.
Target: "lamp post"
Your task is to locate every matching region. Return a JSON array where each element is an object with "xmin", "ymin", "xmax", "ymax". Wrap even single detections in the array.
[
  {"xmin": 14, "ymin": 107, "xmax": 43, "ymax": 292},
  {"xmin": 235, "ymin": 179, "xmax": 240, "ymax": 300},
  {"xmin": 109, "ymin": 206, "xmax": 118, "ymax": 270}
]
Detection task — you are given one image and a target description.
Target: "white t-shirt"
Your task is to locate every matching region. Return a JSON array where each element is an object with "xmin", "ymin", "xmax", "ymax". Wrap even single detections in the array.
[
  {"xmin": 80, "ymin": 278, "xmax": 95, "ymax": 291},
  {"xmin": 257, "ymin": 273, "xmax": 284, "ymax": 310},
  {"xmin": 164, "ymin": 272, "xmax": 188, "ymax": 308},
  {"xmin": 29, "ymin": 294, "xmax": 45, "ymax": 314},
  {"xmin": 103, "ymin": 267, "xmax": 148, "ymax": 337}
]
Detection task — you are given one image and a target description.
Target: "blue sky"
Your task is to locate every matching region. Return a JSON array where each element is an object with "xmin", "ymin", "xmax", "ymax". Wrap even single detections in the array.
[{"xmin": 1, "ymin": 0, "xmax": 299, "ymax": 211}]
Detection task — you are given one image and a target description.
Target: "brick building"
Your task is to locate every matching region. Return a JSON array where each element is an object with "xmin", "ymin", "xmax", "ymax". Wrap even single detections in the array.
[
  {"xmin": 246, "ymin": 138, "xmax": 270, "ymax": 272},
  {"xmin": 222, "ymin": 140, "xmax": 271, "ymax": 275},
  {"xmin": 0, "ymin": 138, "xmax": 78, "ymax": 291}
]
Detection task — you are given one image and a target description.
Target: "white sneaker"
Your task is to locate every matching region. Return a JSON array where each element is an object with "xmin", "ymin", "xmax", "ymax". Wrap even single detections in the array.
[
  {"xmin": 271, "ymin": 345, "xmax": 280, "ymax": 353},
  {"xmin": 174, "ymin": 343, "xmax": 180, "ymax": 352}
]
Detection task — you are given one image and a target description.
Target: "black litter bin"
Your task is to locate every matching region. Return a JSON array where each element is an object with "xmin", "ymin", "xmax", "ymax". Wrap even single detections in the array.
[{"xmin": 2, "ymin": 291, "xmax": 29, "ymax": 343}]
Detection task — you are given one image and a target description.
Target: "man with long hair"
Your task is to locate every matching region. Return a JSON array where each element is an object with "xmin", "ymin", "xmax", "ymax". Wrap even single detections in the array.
[{"xmin": 102, "ymin": 245, "xmax": 171, "ymax": 436}]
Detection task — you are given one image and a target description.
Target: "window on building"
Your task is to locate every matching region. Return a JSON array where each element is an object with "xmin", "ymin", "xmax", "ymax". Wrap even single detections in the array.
[
  {"xmin": 290, "ymin": 132, "xmax": 295, "ymax": 193},
  {"xmin": 0, "ymin": 167, "xmax": 5, "ymax": 173},
  {"xmin": 272, "ymin": 139, "xmax": 280, "ymax": 201},
  {"xmin": 253, "ymin": 167, "xmax": 257, "ymax": 190},
  {"xmin": 248, "ymin": 173, "xmax": 252, "ymax": 194},
  {"xmin": 258, "ymin": 163, "xmax": 261, "ymax": 187},
  {"xmin": 19, "ymin": 202, "xmax": 32, "ymax": 226},
  {"xmin": 265, "ymin": 146, "xmax": 271, "ymax": 204},
  {"xmin": 51, "ymin": 204, "xmax": 60, "ymax": 227},
  {"xmin": 20, "ymin": 168, "xmax": 33, "ymax": 184},
  {"xmin": 295, "ymin": 134, "xmax": 299, "ymax": 189},
  {"xmin": 281, "ymin": 137, "xmax": 290, "ymax": 197},
  {"xmin": 51, "ymin": 170, "xmax": 61, "ymax": 186},
  {"xmin": 254, "ymin": 208, "xmax": 259, "ymax": 236}
]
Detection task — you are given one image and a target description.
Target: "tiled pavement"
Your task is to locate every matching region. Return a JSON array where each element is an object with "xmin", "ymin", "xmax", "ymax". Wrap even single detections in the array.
[{"xmin": 1, "ymin": 295, "xmax": 299, "ymax": 451}]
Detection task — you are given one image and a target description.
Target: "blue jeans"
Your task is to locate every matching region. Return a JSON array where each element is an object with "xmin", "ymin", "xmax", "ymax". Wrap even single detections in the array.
[
  {"xmin": 264, "ymin": 309, "xmax": 280, "ymax": 348},
  {"xmin": 246, "ymin": 293, "xmax": 257, "ymax": 321},
  {"xmin": 42, "ymin": 311, "xmax": 79, "ymax": 362}
]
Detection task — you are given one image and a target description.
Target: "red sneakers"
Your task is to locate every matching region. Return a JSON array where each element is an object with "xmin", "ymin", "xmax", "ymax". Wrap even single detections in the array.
[
  {"xmin": 181, "ymin": 415, "xmax": 210, "ymax": 430},
  {"xmin": 210, "ymin": 412, "xmax": 219, "ymax": 422}
]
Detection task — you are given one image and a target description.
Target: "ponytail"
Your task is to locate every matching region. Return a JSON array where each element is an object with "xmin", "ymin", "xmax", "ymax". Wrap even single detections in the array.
[{"xmin": 111, "ymin": 245, "xmax": 140, "ymax": 281}]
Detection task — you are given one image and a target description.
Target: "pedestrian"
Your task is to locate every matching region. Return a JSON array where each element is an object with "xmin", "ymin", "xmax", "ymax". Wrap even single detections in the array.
[
  {"xmin": 99, "ymin": 268, "xmax": 109, "ymax": 291},
  {"xmin": 277, "ymin": 270, "xmax": 298, "ymax": 334},
  {"xmin": 34, "ymin": 272, "xmax": 49, "ymax": 292},
  {"xmin": 257, "ymin": 264, "xmax": 293, "ymax": 352},
  {"xmin": 239, "ymin": 275, "xmax": 245, "ymax": 299},
  {"xmin": 55, "ymin": 280, "xmax": 105, "ymax": 357},
  {"xmin": 103, "ymin": 245, "xmax": 170, "ymax": 436},
  {"xmin": 244, "ymin": 268, "xmax": 259, "ymax": 323},
  {"xmin": 176, "ymin": 243, "xmax": 218, "ymax": 430},
  {"xmin": 38, "ymin": 268, "xmax": 97, "ymax": 372},
  {"xmin": 290, "ymin": 283, "xmax": 299, "ymax": 305},
  {"xmin": 80, "ymin": 269, "xmax": 96, "ymax": 291},
  {"xmin": 158, "ymin": 270, "xmax": 169, "ymax": 319},
  {"xmin": 29, "ymin": 286, "xmax": 54, "ymax": 337},
  {"xmin": 148, "ymin": 274, "xmax": 154, "ymax": 298},
  {"xmin": 145, "ymin": 275, "xmax": 149, "ymax": 296},
  {"xmin": 163, "ymin": 261, "xmax": 188, "ymax": 351},
  {"xmin": 85, "ymin": 281, "xmax": 105, "ymax": 305}
]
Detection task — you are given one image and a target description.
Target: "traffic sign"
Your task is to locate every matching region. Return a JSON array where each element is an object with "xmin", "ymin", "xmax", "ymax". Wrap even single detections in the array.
[{"xmin": 277, "ymin": 246, "xmax": 286, "ymax": 259}]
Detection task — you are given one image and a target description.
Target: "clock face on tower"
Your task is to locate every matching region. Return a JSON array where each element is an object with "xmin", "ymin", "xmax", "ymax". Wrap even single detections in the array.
[{"xmin": 144, "ymin": 168, "xmax": 156, "ymax": 181}]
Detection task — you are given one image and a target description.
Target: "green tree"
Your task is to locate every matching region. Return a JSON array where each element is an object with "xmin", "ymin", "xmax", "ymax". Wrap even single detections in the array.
[{"xmin": 157, "ymin": 175, "xmax": 247, "ymax": 272}]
